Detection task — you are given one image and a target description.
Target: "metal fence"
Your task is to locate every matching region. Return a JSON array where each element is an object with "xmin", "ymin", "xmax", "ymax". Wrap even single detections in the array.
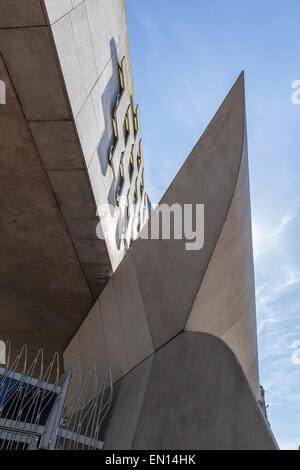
[{"xmin": 0, "ymin": 341, "xmax": 112, "ymax": 450}]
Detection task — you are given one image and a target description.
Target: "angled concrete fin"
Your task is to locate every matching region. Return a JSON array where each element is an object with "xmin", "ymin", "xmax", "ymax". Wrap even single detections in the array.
[
  {"xmin": 185, "ymin": 113, "xmax": 259, "ymax": 394},
  {"xmin": 131, "ymin": 72, "xmax": 247, "ymax": 346},
  {"xmin": 65, "ymin": 73, "xmax": 259, "ymax": 393}
]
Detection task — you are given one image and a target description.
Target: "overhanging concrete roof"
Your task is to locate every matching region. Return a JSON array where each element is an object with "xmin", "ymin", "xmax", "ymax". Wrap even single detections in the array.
[{"xmin": 0, "ymin": 2, "xmax": 116, "ymax": 361}]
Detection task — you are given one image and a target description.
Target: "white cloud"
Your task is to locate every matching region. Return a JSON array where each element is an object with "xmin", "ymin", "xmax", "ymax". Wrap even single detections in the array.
[
  {"xmin": 252, "ymin": 207, "xmax": 300, "ymax": 449},
  {"xmin": 252, "ymin": 212, "xmax": 294, "ymax": 260}
]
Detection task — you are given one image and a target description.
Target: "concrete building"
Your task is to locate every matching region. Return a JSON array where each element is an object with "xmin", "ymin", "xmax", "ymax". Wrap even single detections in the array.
[
  {"xmin": 0, "ymin": 0, "xmax": 278, "ymax": 450},
  {"xmin": 0, "ymin": 0, "xmax": 149, "ymax": 364}
]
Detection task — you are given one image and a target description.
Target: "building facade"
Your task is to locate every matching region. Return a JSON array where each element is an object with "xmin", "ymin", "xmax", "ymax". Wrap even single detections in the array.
[
  {"xmin": 0, "ymin": 0, "xmax": 149, "ymax": 364},
  {"xmin": 0, "ymin": 0, "xmax": 278, "ymax": 450}
]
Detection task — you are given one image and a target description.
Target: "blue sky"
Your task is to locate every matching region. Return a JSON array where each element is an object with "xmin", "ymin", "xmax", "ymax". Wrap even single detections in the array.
[{"xmin": 126, "ymin": 0, "xmax": 300, "ymax": 449}]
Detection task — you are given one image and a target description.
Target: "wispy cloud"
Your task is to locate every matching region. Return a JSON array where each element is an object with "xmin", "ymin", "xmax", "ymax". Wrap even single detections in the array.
[{"xmin": 253, "ymin": 209, "xmax": 300, "ymax": 449}]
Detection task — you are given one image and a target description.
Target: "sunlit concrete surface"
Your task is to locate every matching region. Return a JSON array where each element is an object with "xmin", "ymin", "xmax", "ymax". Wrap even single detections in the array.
[
  {"xmin": 65, "ymin": 74, "xmax": 259, "ymax": 396},
  {"xmin": 0, "ymin": 0, "xmax": 148, "ymax": 361},
  {"xmin": 102, "ymin": 332, "xmax": 278, "ymax": 450}
]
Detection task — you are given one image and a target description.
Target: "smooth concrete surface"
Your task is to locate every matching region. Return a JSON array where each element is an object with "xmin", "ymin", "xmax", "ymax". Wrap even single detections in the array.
[
  {"xmin": 109, "ymin": 252, "xmax": 154, "ymax": 379},
  {"xmin": 0, "ymin": 1, "xmax": 47, "ymax": 28},
  {"xmin": 64, "ymin": 73, "xmax": 259, "ymax": 397},
  {"xmin": 29, "ymin": 120, "xmax": 85, "ymax": 171},
  {"xmin": 99, "ymin": 281, "xmax": 128, "ymax": 381},
  {"xmin": 0, "ymin": 10, "xmax": 113, "ymax": 299},
  {"xmin": 63, "ymin": 299, "xmax": 108, "ymax": 399},
  {"xmin": 0, "ymin": 0, "xmax": 148, "ymax": 298},
  {"xmin": 0, "ymin": 54, "xmax": 93, "ymax": 363},
  {"xmin": 185, "ymin": 125, "xmax": 259, "ymax": 394},
  {"xmin": 131, "ymin": 72, "xmax": 246, "ymax": 350},
  {"xmin": 103, "ymin": 332, "xmax": 278, "ymax": 450},
  {"xmin": 49, "ymin": 0, "xmax": 148, "ymax": 270},
  {"xmin": 101, "ymin": 355, "xmax": 153, "ymax": 449},
  {"xmin": 42, "ymin": 0, "xmax": 74, "ymax": 25},
  {"xmin": 0, "ymin": 1, "xmax": 263, "ymax": 442},
  {"xmin": 0, "ymin": 26, "xmax": 71, "ymax": 121},
  {"xmin": 46, "ymin": 0, "xmax": 147, "ymax": 271},
  {"xmin": 99, "ymin": 251, "xmax": 154, "ymax": 383},
  {"xmin": 0, "ymin": 0, "xmax": 149, "ymax": 358},
  {"xmin": 64, "ymin": 252, "xmax": 154, "ymax": 385},
  {"xmin": 246, "ymin": 354, "xmax": 260, "ymax": 398},
  {"xmin": 76, "ymin": 299, "xmax": 108, "ymax": 382}
]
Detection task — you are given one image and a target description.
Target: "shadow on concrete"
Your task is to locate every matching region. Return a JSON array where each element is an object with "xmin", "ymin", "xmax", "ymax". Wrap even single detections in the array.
[{"xmin": 96, "ymin": 37, "xmax": 119, "ymax": 180}]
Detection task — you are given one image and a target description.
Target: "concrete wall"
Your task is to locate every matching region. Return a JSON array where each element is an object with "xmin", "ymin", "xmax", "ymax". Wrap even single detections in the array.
[
  {"xmin": 0, "ymin": 0, "xmax": 148, "ymax": 357},
  {"xmin": 64, "ymin": 251, "xmax": 154, "ymax": 383},
  {"xmin": 64, "ymin": 73, "xmax": 260, "ymax": 396},
  {"xmin": 185, "ymin": 125, "xmax": 259, "ymax": 395},
  {"xmin": 102, "ymin": 332, "xmax": 278, "ymax": 450},
  {"xmin": 43, "ymin": 0, "xmax": 149, "ymax": 271},
  {"xmin": 0, "ymin": 52, "xmax": 93, "ymax": 363}
]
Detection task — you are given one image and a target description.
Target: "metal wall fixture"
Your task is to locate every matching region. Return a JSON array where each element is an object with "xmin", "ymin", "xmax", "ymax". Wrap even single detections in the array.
[
  {"xmin": 0, "ymin": 341, "xmax": 112, "ymax": 450},
  {"xmin": 107, "ymin": 56, "xmax": 149, "ymax": 249}
]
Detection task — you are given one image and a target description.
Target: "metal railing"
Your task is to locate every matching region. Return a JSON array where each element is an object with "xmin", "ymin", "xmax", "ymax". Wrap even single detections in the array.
[{"xmin": 0, "ymin": 341, "xmax": 112, "ymax": 450}]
